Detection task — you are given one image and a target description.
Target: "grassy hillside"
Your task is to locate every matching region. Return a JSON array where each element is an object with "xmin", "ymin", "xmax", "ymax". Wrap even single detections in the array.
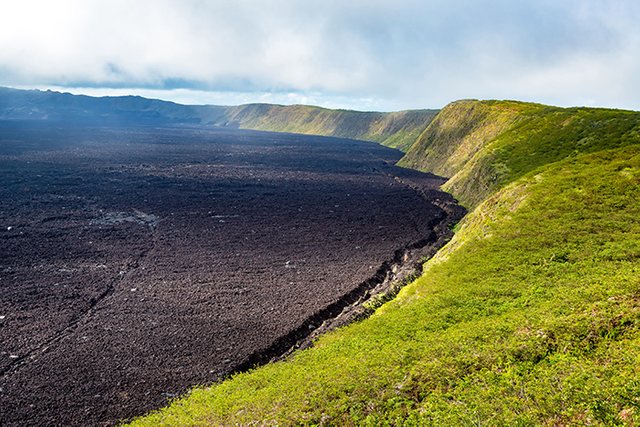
[
  {"xmin": 400, "ymin": 100, "xmax": 640, "ymax": 207},
  {"xmin": 219, "ymin": 104, "xmax": 438, "ymax": 151},
  {"xmin": 129, "ymin": 102, "xmax": 640, "ymax": 426},
  {"xmin": 398, "ymin": 100, "xmax": 538, "ymax": 177}
]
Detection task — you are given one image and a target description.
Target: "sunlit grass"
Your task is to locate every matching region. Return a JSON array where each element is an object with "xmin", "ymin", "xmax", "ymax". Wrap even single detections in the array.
[{"xmin": 401, "ymin": 100, "xmax": 640, "ymax": 208}]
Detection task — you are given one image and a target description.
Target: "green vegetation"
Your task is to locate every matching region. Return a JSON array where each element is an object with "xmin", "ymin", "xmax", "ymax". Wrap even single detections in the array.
[
  {"xmin": 219, "ymin": 104, "xmax": 438, "ymax": 151},
  {"xmin": 400, "ymin": 100, "xmax": 640, "ymax": 208},
  {"xmin": 129, "ymin": 101, "xmax": 640, "ymax": 426}
]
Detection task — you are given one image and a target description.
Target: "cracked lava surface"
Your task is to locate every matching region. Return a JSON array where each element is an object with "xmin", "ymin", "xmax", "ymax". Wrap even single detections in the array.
[{"xmin": 0, "ymin": 122, "xmax": 451, "ymax": 425}]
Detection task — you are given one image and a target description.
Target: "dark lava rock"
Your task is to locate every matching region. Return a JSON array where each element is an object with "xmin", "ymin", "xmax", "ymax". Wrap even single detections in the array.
[{"xmin": 0, "ymin": 122, "xmax": 455, "ymax": 426}]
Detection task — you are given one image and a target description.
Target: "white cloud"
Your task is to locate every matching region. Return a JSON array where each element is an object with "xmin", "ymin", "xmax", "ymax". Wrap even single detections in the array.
[{"xmin": 1, "ymin": 0, "xmax": 639, "ymax": 111}]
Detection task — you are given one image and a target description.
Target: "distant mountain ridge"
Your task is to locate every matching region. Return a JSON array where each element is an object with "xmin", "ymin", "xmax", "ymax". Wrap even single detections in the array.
[
  {"xmin": 0, "ymin": 86, "xmax": 227, "ymax": 125},
  {"xmin": 0, "ymin": 87, "xmax": 438, "ymax": 151}
]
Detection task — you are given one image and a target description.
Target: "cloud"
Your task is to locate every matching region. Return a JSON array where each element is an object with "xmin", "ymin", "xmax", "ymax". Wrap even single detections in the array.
[{"xmin": 1, "ymin": 0, "xmax": 639, "ymax": 110}]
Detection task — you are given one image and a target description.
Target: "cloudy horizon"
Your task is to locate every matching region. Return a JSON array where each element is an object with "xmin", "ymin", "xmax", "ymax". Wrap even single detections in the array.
[{"xmin": 1, "ymin": 0, "xmax": 639, "ymax": 111}]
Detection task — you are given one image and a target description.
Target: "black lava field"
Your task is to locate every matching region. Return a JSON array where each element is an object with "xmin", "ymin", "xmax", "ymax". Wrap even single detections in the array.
[{"xmin": 0, "ymin": 121, "xmax": 455, "ymax": 425}]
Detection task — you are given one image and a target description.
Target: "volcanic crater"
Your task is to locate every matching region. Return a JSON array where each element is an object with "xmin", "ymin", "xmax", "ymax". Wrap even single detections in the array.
[{"xmin": 0, "ymin": 122, "xmax": 459, "ymax": 425}]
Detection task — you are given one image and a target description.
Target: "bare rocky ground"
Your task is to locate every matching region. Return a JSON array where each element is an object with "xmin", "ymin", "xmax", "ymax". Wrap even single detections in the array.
[{"xmin": 0, "ymin": 121, "xmax": 456, "ymax": 426}]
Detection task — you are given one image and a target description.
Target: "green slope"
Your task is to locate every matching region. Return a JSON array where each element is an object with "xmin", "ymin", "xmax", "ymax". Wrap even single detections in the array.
[
  {"xmin": 129, "ymin": 102, "xmax": 640, "ymax": 426},
  {"xmin": 217, "ymin": 104, "xmax": 438, "ymax": 151},
  {"xmin": 400, "ymin": 100, "xmax": 640, "ymax": 207}
]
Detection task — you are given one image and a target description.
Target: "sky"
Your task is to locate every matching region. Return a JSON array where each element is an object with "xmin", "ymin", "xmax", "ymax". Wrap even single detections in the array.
[{"xmin": 1, "ymin": 0, "xmax": 639, "ymax": 111}]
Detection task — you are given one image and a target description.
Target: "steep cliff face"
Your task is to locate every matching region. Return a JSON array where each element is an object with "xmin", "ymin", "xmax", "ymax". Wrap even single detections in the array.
[
  {"xmin": 398, "ymin": 100, "xmax": 536, "ymax": 176},
  {"xmin": 219, "ymin": 104, "xmax": 438, "ymax": 151},
  {"xmin": 399, "ymin": 100, "xmax": 640, "ymax": 207}
]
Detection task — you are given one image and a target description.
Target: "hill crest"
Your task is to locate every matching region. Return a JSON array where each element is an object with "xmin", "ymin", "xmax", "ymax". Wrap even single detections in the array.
[{"xmin": 0, "ymin": 87, "xmax": 438, "ymax": 151}]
